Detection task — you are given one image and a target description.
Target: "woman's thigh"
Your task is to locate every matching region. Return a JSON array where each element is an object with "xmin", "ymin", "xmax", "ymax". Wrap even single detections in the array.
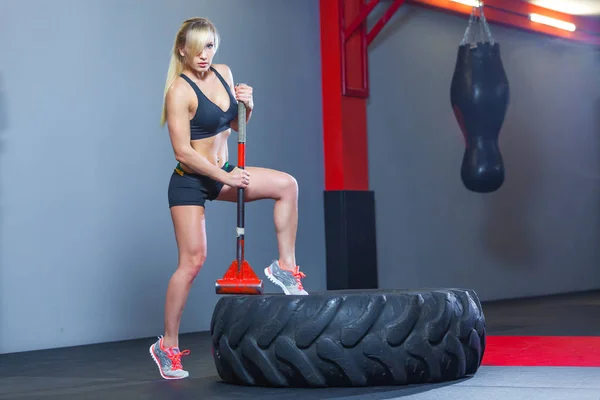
[
  {"xmin": 215, "ymin": 166, "xmax": 297, "ymax": 202},
  {"xmin": 170, "ymin": 205, "xmax": 207, "ymax": 269}
]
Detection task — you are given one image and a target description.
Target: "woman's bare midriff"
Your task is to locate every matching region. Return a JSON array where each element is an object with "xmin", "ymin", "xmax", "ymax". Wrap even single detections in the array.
[{"xmin": 179, "ymin": 129, "xmax": 231, "ymax": 174}]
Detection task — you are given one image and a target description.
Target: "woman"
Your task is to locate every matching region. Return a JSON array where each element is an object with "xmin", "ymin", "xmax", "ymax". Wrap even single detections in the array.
[{"xmin": 149, "ymin": 17, "xmax": 308, "ymax": 380}]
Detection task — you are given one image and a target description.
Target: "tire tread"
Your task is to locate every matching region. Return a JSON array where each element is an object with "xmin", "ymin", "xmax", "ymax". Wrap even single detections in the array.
[{"xmin": 210, "ymin": 288, "xmax": 486, "ymax": 388}]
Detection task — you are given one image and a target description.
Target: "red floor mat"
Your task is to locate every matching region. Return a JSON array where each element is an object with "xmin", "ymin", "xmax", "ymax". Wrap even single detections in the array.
[{"xmin": 482, "ymin": 336, "xmax": 600, "ymax": 367}]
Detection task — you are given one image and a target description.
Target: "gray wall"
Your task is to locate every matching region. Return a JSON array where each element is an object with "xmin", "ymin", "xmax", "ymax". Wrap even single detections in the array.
[
  {"xmin": 367, "ymin": 4, "xmax": 600, "ymax": 301},
  {"xmin": 0, "ymin": 0, "xmax": 325, "ymax": 354}
]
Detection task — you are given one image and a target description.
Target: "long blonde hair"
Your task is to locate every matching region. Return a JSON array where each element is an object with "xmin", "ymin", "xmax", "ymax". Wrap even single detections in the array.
[{"xmin": 160, "ymin": 17, "xmax": 220, "ymax": 126}]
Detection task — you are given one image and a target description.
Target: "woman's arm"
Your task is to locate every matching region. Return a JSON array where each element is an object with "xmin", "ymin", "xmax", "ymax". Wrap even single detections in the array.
[
  {"xmin": 216, "ymin": 64, "xmax": 253, "ymax": 132},
  {"xmin": 166, "ymin": 81, "xmax": 231, "ymax": 183}
]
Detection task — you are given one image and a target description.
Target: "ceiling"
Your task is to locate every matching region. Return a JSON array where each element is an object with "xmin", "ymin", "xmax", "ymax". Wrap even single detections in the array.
[{"xmin": 527, "ymin": 0, "xmax": 600, "ymax": 15}]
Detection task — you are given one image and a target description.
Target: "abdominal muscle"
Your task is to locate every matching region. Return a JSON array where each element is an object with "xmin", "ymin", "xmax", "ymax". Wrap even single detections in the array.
[{"xmin": 179, "ymin": 129, "xmax": 231, "ymax": 174}]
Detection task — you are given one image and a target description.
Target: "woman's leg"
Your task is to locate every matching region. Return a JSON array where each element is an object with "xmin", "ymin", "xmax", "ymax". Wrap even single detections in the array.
[
  {"xmin": 150, "ymin": 204, "xmax": 206, "ymax": 380},
  {"xmin": 164, "ymin": 205, "xmax": 207, "ymax": 347},
  {"xmin": 216, "ymin": 166, "xmax": 298, "ymax": 270},
  {"xmin": 215, "ymin": 166, "xmax": 307, "ymax": 295}
]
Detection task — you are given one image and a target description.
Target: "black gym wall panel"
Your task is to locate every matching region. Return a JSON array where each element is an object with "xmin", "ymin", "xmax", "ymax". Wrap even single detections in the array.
[
  {"xmin": 0, "ymin": 0, "xmax": 325, "ymax": 354},
  {"xmin": 366, "ymin": 4, "xmax": 600, "ymax": 301}
]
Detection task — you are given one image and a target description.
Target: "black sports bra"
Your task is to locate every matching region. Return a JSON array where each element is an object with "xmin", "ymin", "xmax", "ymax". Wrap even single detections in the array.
[{"xmin": 180, "ymin": 67, "xmax": 238, "ymax": 140}]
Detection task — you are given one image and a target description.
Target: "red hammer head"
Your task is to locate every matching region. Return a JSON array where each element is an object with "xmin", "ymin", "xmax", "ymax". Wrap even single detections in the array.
[{"xmin": 215, "ymin": 260, "xmax": 264, "ymax": 295}]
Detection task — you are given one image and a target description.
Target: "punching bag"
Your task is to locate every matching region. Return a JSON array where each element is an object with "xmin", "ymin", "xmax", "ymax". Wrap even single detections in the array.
[{"xmin": 451, "ymin": 5, "xmax": 509, "ymax": 193}]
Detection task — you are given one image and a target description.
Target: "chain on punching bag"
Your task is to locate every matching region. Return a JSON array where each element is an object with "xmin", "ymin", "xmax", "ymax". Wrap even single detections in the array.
[{"xmin": 450, "ymin": 4, "xmax": 510, "ymax": 193}]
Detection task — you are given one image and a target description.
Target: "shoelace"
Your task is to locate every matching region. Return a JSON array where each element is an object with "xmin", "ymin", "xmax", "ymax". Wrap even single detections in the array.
[
  {"xmin": 293, "ymin": 271, "xmax": 306, "ymax": 290},
  {"xmin": 169, "ymin": 349, "xmax": 191, "ymax": 370}
]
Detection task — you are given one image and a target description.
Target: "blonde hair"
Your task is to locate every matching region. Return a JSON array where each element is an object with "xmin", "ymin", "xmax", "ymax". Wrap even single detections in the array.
[{"xmin": 160, "ymin": 17, "xmax": 220, "ymax": 126}]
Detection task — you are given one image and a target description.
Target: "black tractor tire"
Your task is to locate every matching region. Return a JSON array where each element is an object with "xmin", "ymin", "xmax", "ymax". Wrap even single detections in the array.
[{"xmin": 210, "ymin": 288, "xmax": 486, "ymax": 388}]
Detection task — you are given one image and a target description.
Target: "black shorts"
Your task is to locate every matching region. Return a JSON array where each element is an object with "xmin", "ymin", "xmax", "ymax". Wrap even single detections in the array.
[{"xmin": 168, "ymin": 162, "xmax": 236, "ymax": 208}]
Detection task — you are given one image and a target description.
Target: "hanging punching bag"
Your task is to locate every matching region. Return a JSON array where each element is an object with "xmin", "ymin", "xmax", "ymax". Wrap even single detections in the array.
[{"xmin": 451, "ymin": 5, "xmax": 509, "ymax": 193}]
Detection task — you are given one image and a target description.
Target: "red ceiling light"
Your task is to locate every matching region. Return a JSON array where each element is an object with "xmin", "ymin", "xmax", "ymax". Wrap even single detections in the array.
[
  {"xmin": 407, "ymin": 0, "xmax": 600, "ymax": 45},
  {"xmin": 529, "ymin": 13, "xmax": 577, "ymax": 31},
  {"xmin": 451, "ymin": 0, "xmax": 482, "ymax": 6}
]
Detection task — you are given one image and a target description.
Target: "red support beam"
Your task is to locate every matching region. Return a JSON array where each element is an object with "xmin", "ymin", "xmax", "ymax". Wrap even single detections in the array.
[
  {"xmin": 321, "ymin": 0, "xmax": 385, "ymax": 291},
  {"xmin": 320, "ymin": 0, "xmax": 347, "ymax": 191},
  {"xmin": 344, "ymin": 0, "xmax": 380, "ymax": 39},
  {"xmin": 340, "ymin": 0, "xmax": 370, "ymax": 98},
  {"xmin": 321, "ymin": 0, "xmax": 369, "ymax": 190},
  {"xmin": 322, "ymin": 0, "xmax": 403, "ymax": 190},
  {"xmin": 367, "ymin": 0, "xmax": 406, "ymax": 45},
  {"xmin": 341, "ymin": 0, "xmax": 406, "ymax": 98}
]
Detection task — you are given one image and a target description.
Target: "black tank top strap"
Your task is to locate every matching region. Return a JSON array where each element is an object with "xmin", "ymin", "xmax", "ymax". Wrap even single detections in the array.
[
  {"xmin": 179, "ymin": 73, "xmax": 203, "ymax": 96},
  {"xmin": 179, "ymin": 73, "xmax": 194, "ymax": 85},
  {"xmin": 209, "ymin": 66, "xmax": 231, "ymax": 89}
]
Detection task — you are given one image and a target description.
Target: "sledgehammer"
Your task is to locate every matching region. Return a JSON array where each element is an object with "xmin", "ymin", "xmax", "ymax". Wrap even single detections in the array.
[{"xmin": 215, "ymin": 97, "xmax": 264, "ymax": 295}]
